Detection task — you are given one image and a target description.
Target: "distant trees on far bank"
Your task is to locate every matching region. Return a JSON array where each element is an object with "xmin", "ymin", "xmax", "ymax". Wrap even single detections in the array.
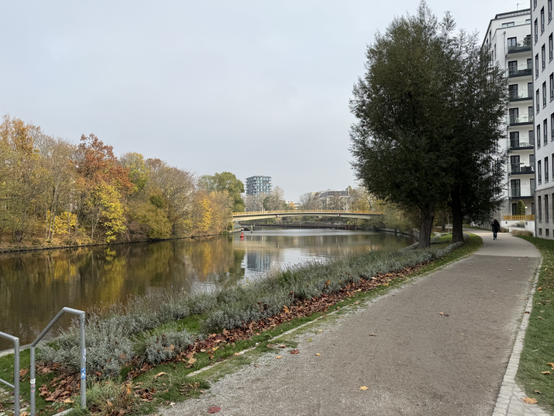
[{"xmin": 0, "ymin": 115, "xmax": 235, "ymax": 247}]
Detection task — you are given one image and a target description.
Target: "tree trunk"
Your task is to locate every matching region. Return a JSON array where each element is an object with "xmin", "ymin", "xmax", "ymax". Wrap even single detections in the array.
[
  {"xmin": 418, "ymin": 205, "xmax": 435, "ymax": 249},
  {"xmin": 451, "ymin": 187, "xmax": 464, "ymax": 243}
]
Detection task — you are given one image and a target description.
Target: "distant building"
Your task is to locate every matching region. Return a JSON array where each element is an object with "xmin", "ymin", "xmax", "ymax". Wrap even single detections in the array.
[
  {"xmin": 246, "ymin": 176, "xmax": 272, "ymax": 196},
  {"xmin": 314, "ymin": 189, "xmax": 351, "ymax": 210},
  {"xmin": 483, "ymin": 9, "xmax": 535, "ymax": 222}
]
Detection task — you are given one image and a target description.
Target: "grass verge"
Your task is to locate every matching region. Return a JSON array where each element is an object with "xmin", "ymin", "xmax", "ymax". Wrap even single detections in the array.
[
  {"xmin": 0, "ymin": 234, "xmax": 482, "ymax": 416},
  {"xmin": 516, "ymin": 236, "xmax": 554, "ymax": 412}
]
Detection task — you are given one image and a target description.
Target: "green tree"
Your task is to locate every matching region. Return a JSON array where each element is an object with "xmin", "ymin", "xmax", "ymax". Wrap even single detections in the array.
[
  {"xmin": 198, "ymin": 172, "xmax": 245, "ymax": 212},
  {"xmin": 516, "ymin": 200, "xmax": 526, "ymax": 216},
  {"xmin": 350, "ymin": 3, "xmax": 453, "ymax": 248}
]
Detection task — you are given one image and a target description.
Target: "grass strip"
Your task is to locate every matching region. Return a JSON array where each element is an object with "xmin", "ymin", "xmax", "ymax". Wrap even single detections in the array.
[
  {"xmin": 0, "ymin": 234, "xmax": 482, "ymax": 416},
  {"xmin": 516, "ymin": 236, "xmax": 554, "ymax": 412}
]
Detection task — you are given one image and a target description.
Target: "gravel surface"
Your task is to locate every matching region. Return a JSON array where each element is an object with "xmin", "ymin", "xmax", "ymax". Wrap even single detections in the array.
[{"xmin": 162, "ymin": 231, "xmax": 540, "ymax": 416}]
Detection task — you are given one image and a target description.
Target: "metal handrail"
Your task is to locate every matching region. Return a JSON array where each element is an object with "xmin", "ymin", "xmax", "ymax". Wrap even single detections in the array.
[
  {"xmin": 232, "ymin": 209, "xmax": 383, "ymax": 216},
  {"xmin": 0, "ymin": 331, "xmax": 19, "ymax": 416},
  {"xmin": 30, "ymin": 307, "xmax": 86, "ymax": 416}
]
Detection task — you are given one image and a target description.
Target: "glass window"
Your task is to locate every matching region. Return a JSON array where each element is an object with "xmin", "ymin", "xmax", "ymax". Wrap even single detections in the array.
[
  {"xmin": 531, "ymin": 129, "xmax": 536, "ymax": 145},
  {"xmin": 537, "ymin": 89, "xmax": 541, "ymax": 113},
  {"xmin": 538, "ymin": 124, "xmax": 542, "ymax": 148},
  {"xmin": 550, "ymin": 74, "xmax": 554, "ymax": 100},
  {"xmin": 536, "ymin": 19, "xmax": 539, "ymax": 43},
  {"xmin": 508, "ymin": 60, "xmax": 518, "ymax": 75},
  {"xmin": 545, "ymin": 119, "xmax": 549, "ymax": 145},
  {"xmin": 550, "ymin": 34, "xmax": 553, "ymax": 60},
  {"xmin": 543, "ymin": 44, "xmax": 547, "ymax": 69},
  {"xmin": 542, "ymin": 7, "xmax": 546, "ymax": 33},
  {"xmin": 539, "ymin": 160, "xmax": 543, "ymax": 184},
  {"xmin": 547, "ymin": 157, "xmax": 551, "ymax": 183},
  {"xmin": 507, "ymin": 37, "xmax": 517, "ymax": 48},
  {"xmin": 551, "ymin": 114, "xmax": 554, "ymax": 140},
  {"xmin": 539, "ymin": 195, "xmax": 543, "ymax": 222},
  {"xmin": 536, "ymin": 54, "xmax": 540, "ymax": 77},
  {"xmin": 546, "ymin": 194, "xmax": 550, "ymax": 222},
  {"xmin": 550, "ymin": 0, "xmax": 553, "ymax": 21},
  {"xmin": 544, "ymin": 82, "xmax": 548, "ymax": 107}
]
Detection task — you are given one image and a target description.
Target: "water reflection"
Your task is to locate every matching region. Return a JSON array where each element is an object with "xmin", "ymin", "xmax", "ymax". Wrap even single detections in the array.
[{"xmin": 0, "ymin": 229, "xmax": 411, "ymax": 349}]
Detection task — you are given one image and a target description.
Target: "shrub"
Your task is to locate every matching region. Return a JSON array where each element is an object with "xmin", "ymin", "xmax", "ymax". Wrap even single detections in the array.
[
  {"xmin": 144, "ymin": 330, "xmax": 194, "ymax": 364},
  {"xmin": 512, "ymin": 229, "xmax": 533, "ymax": 236}
]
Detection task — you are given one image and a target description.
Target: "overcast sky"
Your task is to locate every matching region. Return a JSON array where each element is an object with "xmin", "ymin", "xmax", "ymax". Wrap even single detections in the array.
[{"xmin": 0, "ymin": 0, "xmax": 524, "ymax": 201}]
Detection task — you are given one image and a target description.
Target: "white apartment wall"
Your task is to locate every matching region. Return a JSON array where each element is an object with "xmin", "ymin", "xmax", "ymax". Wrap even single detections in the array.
[{"xmin": 532, "ymin": 0, "xmax": 554, "ymax": 238}]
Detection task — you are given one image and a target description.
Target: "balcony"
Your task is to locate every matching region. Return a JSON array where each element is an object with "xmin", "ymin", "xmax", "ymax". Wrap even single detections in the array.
[
  {"xmin": 509, "ymin": 91, "xmax": 533, "ymax": 101},
  {"xmin": 508, "ymin": 68, "xmax": 533, "ymax": 78},
  {"xmin": 507, "ymin": 43, "xmax": 532, "ymax": 55},
  {"xmin": 508, "ymin": 186, "xmax": 536, "ymax": 198},
  {"xmin": 509, "ymin": 115, "xmax": 534, "ymax": 126},
  {"xmin": 509, "ymin": 140, "xmax": 534, "ymax": 150},
  {"xmin": 509, "ymin": 165, "xmax": 535, "ymax": 175}
]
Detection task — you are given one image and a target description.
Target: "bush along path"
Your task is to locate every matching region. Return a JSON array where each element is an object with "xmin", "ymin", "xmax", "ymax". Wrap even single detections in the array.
[{"xmin": 0, "ymin": 235, "xmax": 478, "ymax": 415}]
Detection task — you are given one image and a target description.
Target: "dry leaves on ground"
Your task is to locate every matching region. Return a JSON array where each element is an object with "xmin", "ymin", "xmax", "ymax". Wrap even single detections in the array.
[
  {"xmin": 522, "ymin": 397, "xmax": 538, "ymax": 404},
  {"xmin": 208, "ymin": 406, "xmax": 221, "ymax": 413},
  {"xmin": 359, "ymin": 386, "xmax": 369, "ymax": 391},
  {"xmin": 290, "ymin": 350, "xmax": 300, "ymax": 355},
  {"xmin": 276, "ymin": 356, "xmax": 282, "ymax": 359}
]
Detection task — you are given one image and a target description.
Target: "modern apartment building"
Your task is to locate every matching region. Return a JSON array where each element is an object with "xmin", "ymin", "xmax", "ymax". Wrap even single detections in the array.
[
  {"xmin": 484, "ymin": 9, "xmax": 536, "ymax": 223},
  {"xmin": 245, "ymin": 176, "xmax": 272, "ymax": 196},
  {"xmin": 532, "ymin": 0, "xmax": 554, "ymax": 239}
]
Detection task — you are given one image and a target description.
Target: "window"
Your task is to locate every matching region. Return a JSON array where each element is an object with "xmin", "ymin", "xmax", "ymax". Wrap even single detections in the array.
[
  {"xmin": 536, "ymin": 54, "xmax": 540, "ymax": 78},
  {"xmin": 550, "ymin": 34, "xmax": 553, "ymax": 60},
  {"xmin": 507, "ymin": 37, "xmax": 517, "ymax": 48},
  {"xmin": 531, "ymin": 129, "xmax": 536, "ymax": 145},
  {"xmin": 542, "ymin": 7, "xmax": 546, "ymax": 33},
  {"xmin": 536, "ymin": 19, "xmax": 539, "ymax": 43},
  {"xmin": 545, "ymin": 119, "xmax": 549, "ymax": 145},
  {"xmin": 529, "ymin": 82, "xmax": 534, "ymax": 99},
  {"xmin": 543, "ymin": 44, "xmax": 546, "ymax": 69},
  {"xmin": 508, "ymin": 60, "xmax": 518, "ymax": 76},
  {"xmin": 510, "ymin": 131, "xmax": 520, "ymax": 148},
  {"xmin": 510, "ymin": 108, "xmax": 519, "ymax": 124},
  {"xmin": 539, "ymin": 195, "xmax": 543, "ymax": 222},
  {"xmin": 537, "ymin": 89, "xmax": 541, "ymax": 113},
  {"xmin": 532, "ymin": 153, "xmax": 536, "ymax": 170},
  {"xmin": 535, "ymin": 0, "xmax": 538, "ymax": 10},
  {"xmin": 532, "ymin": 178, "xmax": 536, "ymax": 195},
  {"xmin": 509, "ymin": 84, "xmax": 518, "ymax": 100},
  {"xmin": 551, "ymin": 74, "xmax": 554, "ymax": 100},
  {"xmin": 539, "ymin": 160, "xmax": 543, "ymax": 184},
  {"xmin": 539, "ymin": 228, "xmax": 543, "ymax": 235},
  {"xmin": 512, "ymin": 203, "xmax": 518, "ymax": 215},
  {"xmin": 528, "ymin": 58, "xmax": 533, "ymax": 70},
  {"xmin": 503, "ymin": 22, "xmax": 515, "ymax": 28},
  {"xmin": 511, "ymin": 155, "xmax": 520, "ymax": 173},
  {"xmin": 530, "ymin": 106, "xmax": 535, "ymax": 121},
  {"xmin": 551, "ymin": 114, "xmax": 554, "ymax": 140},
  {"xmin": 547, "ymin": 229, "xmax": 551, "ymax": 236},
  {"xmin": 532, "ymin": 203, "xmax": 536, "ymax": 215},
  {"xmin": 544, "ymin": 81, "xmax": 548, "ymax": 107},
  {"xmin": 546, "ymin": 194, "xmax": 550, "ymax": 222},
  {"xmin": 552, "ymin": 154, "xmax": 554, "ymax": 180},
  {"xmin": 511, "ymin": 179, "xmax": 521, "ymax": 197},
  {"xmin": 550, "ymin": 0, "xmax": 553, "ymax": 21},
  {"xmin": 547, "ymin": 157, "xmax": 551, "ymax": 182}
]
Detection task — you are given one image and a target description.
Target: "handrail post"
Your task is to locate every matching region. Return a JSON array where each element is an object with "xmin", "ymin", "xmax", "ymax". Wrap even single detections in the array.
[
  {"xmin": 0, "ymin": 332, "xmax": 19, "ymax": 416},
  {"xmin": 30, "ymin": 307, "xmax": 86, "ymax": 416}
]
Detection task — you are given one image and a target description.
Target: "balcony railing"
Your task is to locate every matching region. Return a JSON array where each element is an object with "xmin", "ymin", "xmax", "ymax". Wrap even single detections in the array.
[
  {"xmin": 507, "ymin": 44, "xmax": 532, "ymax": 54},
  {"xmin": 508, "ymin": 186, "xmax": 536, "ymax": 197},
  {"xmin": 509, "ymin": 140, "xmax": 534, "ymax": 149},
  {"xmin": 509, "ymin": 115, "xmax": 534, "ymax": 125},
  {"xmin": 510, "ymin": 165, "xmax": 535, "ymax": 174},
  {"xmin": 509, "ymin": 91, "xmax": 533, "ymax": 101},
  {"xmin": 508, "ymin": 68, "xmax": 533, "ymax": 78},
  {"xmin": 503, "ymin": 214, "xmax": 535, "ymax": 221}
]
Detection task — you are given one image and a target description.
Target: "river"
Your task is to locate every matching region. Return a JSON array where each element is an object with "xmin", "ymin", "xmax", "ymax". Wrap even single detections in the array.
[{"xmin": 0, "ymin": 229, "xmax": 412, "ymax": 350}]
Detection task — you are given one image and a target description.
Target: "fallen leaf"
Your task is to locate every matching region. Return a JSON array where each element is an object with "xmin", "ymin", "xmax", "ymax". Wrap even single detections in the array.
[
  {"xmin": 522, "ymin": 397, "xmax": 538, "ymax": 404},
  {"xmin": 542, "ymin": 371, "xmax": 551, "ymax": 375},
  {"xmin": 208, "ymin": 406, "xmax": 222, "ymax": 413},
  {"xmin": 525, "ymin": 311, "xmax": 530, "ymax": 314},
  {"xmin": 278, "ymin": 344, "xmax": 286, "ymax": 348},
  {"xmin": 276, "ymin": 356, "xmax": 282, "ymax": 359},
  {"xmin": 170, "ymin": 402, "xmax": 175, "ymax": 406},
  {"xmin": 266, "ymin": 343, "xmax": 275, "ymax": 348},
  {"xmin": 547, "ymin": 363, "xmax": 554, "ymax": 366},
  {"xmin": 291, "ymin": 349, "xmax": 300, "ymax": 354},
  {"xmin": 107, "ymin": 400, "xmax": 113, "ymax": 406},
  {"xmin": 535, "ymin": 390, "xmax": 542, "ymax": 394},
  {"xmin": 354, "ymin": 302, "xmax": 359, "ymax": 305},
  {"xmin": 154, "ymin": 372, "xmax": 166, "ymax": 379},
  {"xmin": 369, "ymin": 333, "xmax": 376, "ymax": 336},
  {"xmin": 212, "ymin": 346, "xmax": 219, "ymax": 352},
  {"xmin": 316, "ymin": 353, "xmax": 321, "ymax": 356},
  {"xmin": 234, "ymin": 353, "xmax": 241, "ymax": 356},
  {"xmin": 188, "ymin": 358, "xmax": 196, "ymax": 365},
  {"xmin": 307, "ymin": 338, "xmax": 312, "ymax": 342},
  {"xmin": 318, "ymin": 330, "xmax": 323, "ymax": 332},
  {"xmin": 63, "ymin": 398, "xmax": 74, "ymax": 404},
  {"xmin": 283, "ymin": 305, "xmax": 290, "ymax": 314},
  {"xmin": 359, "ymin": 386, "xmax": 369, "ymax": 391},
  {"xmin": 538, "ymin": 287, "xmax": 543, "ymax": 290}
]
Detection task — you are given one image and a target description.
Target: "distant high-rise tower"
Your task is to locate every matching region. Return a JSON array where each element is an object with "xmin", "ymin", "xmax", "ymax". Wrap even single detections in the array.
[{"xmin": 246, "ymin": 176, "xmax": 272, "ymax": 196}]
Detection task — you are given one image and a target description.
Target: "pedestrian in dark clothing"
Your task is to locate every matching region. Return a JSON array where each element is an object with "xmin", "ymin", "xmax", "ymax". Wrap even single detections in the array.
[{"xmin": 491, "ymin": 219, "xmax": 500, "ymax": 240}]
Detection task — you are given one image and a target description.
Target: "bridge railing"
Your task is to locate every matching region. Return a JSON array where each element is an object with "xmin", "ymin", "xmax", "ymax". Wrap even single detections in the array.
[{"xmin": 232, "ymin": 210, "xmax": 382, "ymax": 216}]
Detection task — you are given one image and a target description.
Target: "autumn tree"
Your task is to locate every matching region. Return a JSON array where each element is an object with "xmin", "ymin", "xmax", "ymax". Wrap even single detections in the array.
[{"xmin": 198, "ymin": 172, "xmax": 245, "ymax": 212}]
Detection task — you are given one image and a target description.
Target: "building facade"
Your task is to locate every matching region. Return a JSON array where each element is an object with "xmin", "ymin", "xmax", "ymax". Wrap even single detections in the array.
[
  {"xmin": 245, "ymin": 176, "xmax": 272, "ymax": 196},
  {"xmin": 484, "ymin": 9, "xmax": 535, "ymax": 224},
  {"xmin": 532, "ymin": 0, "xmax": 554, "ymax": 239}
]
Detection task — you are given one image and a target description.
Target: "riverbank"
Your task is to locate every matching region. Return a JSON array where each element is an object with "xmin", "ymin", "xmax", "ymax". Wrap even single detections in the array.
[{"xmin": 0, "ymin": 234, "xmax": 481, "ymax": 415}]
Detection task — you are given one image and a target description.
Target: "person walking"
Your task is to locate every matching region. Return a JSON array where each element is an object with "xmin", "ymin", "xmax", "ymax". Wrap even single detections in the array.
[{"xmin": 491, "ymin": 219, "xmax": 500, "ymax": 240}]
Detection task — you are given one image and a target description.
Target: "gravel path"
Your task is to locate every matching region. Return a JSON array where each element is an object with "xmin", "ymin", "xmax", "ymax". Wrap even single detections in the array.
[{"xmin": 162, "ymin": 231, "xmax": 542, "ymax": 416}]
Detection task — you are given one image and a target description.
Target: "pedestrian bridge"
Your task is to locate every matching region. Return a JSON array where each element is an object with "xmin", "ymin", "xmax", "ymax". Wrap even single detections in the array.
[{"xmin": 232, "ymin": 209, "xmax": 383, "ymax": 221}]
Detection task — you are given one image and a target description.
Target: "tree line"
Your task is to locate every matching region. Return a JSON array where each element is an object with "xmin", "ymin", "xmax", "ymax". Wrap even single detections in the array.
[
  {"xmin": 0, "ymin": 115, "xmax": 238, "ymax": 246},
  {"xmin": 350, "ymin": 2, "xmax": 507, "ymax": 248}
]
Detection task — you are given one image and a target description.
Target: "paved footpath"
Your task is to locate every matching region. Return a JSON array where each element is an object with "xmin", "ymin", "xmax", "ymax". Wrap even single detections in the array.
[{"xmin": 163, "ymin": 231, "xmax": 546, "ymax": 416}]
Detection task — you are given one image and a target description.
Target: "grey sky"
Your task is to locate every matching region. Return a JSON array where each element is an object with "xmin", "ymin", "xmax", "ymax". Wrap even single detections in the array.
[{"xmin": 0, "ymin": 0, "xmax": 521, "ymax": 201}]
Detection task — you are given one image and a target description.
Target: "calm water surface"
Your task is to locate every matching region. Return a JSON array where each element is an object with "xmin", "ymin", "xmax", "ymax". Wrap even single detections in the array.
[{"xmin": 0, "ymin": 229, "xmax": 412, "ymax": 349}]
